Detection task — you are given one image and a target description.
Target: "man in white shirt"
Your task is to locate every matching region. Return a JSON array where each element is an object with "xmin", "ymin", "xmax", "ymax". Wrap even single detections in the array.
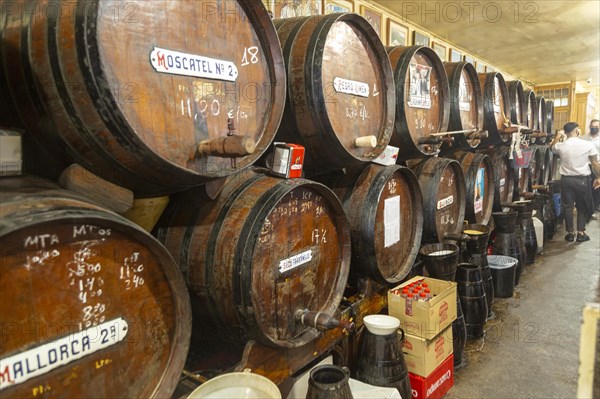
[
  {"xmin": 585, "ymin": 119, "xmax": 600, "ymax": 213},
  {"xmin": 551, "ymin": 122, "xmax": 600, "ymax": 242}
]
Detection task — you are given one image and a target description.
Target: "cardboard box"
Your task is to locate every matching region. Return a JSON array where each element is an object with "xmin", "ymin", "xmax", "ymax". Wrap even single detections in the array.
[
  {"xmin": 372, "ymin": 145, "xmax": 399, "ymax": 166},
  {"xmin": 388, "ymin": 276, "xmax": 457, "ymax": 340},
  {"xmin": 271, "ymin": 143, "xmax": 305, "ymax": 178},
  {"xmin": 403, "ymin": 325, "xmax": 453, "ymax": 377},
  {"xmin": 409, "ymin": 354, "xmax": 454, "ymax": 399}
]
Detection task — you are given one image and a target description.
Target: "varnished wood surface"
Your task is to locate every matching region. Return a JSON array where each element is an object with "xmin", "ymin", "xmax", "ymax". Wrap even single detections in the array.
[
  {"xmin": 453, "ymin": 152, "xmax": 495, "ymax": 225},
  {"xmin": 387, "ymin": 46, "xmax": 450, "ymax": 159},
  {"xmin": 444, "ymin": 62, "xmax": 484, "ymax": 151},
  {"xmin": 478, "ymin": 72, "xmax": 511, "ymax": 146},
  {"xmin": 507, "ymin": 80, "xmax": 525, "ymax": 125},
  {"xmin": 0, "ymin": 176, "xmax": 191, "ymax": 398},
  {"xmin": 318, "ymin": 164, "xmax": 423, "ymax": 284},
  {"xmin": 410, "ymin": 157, "xmax": 466, "ymax": 243},
  {"xmin": 157, "ymin": 169, "xmax": 351, "ymax": 348},
  {"xmin": 1, "ymin": 1, "xmax": 285, "ymax": 194},
  {"xmin": 274, "ymin": 13, "xmax": 395, "ymax": 174},
  {"xmin": 481, "ymin": 147, "xmax": 514, "ymax": 211}
]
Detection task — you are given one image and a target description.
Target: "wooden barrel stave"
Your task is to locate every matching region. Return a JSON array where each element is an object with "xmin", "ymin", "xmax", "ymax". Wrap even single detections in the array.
[
  {"xmin": 158, "ymin": 170, "xmax": 351, "ymax": 348},
  {"xmin": 507, "ymin": 80, "xmax": 525, "ymax": 125},
  {"xmin": 387, "ymin": 46, "xmax": 450, "ymax": 159},
  {"xmin": 410, "ymin": 157, "xmax": 466, "ymax": 243},
  {"xmin": 478, "ymin": 72, "xmax": 511, "ymax": 147},
  {"xmin": 481, "ymin": 147, "xmax": 514, "ymax": 212},
  {"xmin": 274, "ymin": 13, "xmax": 395, "ymax": 174},
  {"xmin": 0, "ymin": 176, "xmax": 191, "ymax": 398},
  {"xmin": 1, "ymin": 1, "xmax": 286, "ymax": 194},
  {"xmin": 318, "ymin": 164, "xmax": 423, "ymax": 284},
  {"xmin": 452, "ymin": 152, "xmax": 495, "ymax": 225},
  {"xmin": 443, "ymin": 62, "xmax": 484, "ymax": 152}
]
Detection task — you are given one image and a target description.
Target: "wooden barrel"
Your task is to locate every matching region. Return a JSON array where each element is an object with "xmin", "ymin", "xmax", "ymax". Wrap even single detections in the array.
[
  {"xmin": 478, "ymin": 72, "xmax": 511, "ymax": 147},
  {"xmin": 157, "ymin": 170, "xmax": 351, "ymax": 348},
  {"xmin": 481, "ymin": 147, "xmax": 514, "ymax": 212},
  {"xmin": 410, "ymin": 158, "xmax": 466, "ymax": 243},
  {"xmin": 443, "ymin": 62, "xmax": 484, "ymax": 152},
  {"xmin": 530, "ymin": 144, "xmax": 551, "ymax": 185},
  {"xmin": 387, "ymin": 46, "xmax": 450, "ymax": 159},
  {"xmin": 319, "ymin": 164, "xmax": 423, "ymax": 284},
  {"xmin": 535, "ymin": 97, "xmax": 547, "ymax": 143},
  {"xmin": 516, "ymin": 167, "xmax": 531, "ymax": 198},
  {"xmin": 0, "ymin": 177, "xmax": 191, "ymax": 398},
  {"xmin": 507, "ymin": 81, "xmax": 525, "ymax": 125},
  {"xmin": 523, "ymin": 89, "xmax": 538, "ymax": 132},
  {"xmin": 452, "ymin": 152, "xmax": 495, "ymax": 225},
  {"xmin": 1, "ymin": 1, "xmax": 285, "ymax": 195},
  {"xmin": 545, "ymin": 101, "xmax": 555, "ymax": 140},
  {"xmin": 273, "ymin": 14, "xmax": 395, "ymax": 174}
]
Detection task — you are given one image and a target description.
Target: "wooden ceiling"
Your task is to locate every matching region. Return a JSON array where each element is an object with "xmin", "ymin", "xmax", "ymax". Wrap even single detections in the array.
[{"xmin": 372, "ymin": 0, "xmax": 600, "ymax": 90}]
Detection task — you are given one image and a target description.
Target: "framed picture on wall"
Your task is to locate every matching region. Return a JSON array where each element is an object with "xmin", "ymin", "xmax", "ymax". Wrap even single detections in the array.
[
  {"xmin": 360, "ymin": 5, "xmax": 382, "ymax": 37},
  {"xmin": 432, "ymin": 42, "xmax": 447, "ymax": 61},
  {"xmin": 464, "ymin": 54, "xmax": 475, "ymax": 65},
  {"xmin": 413, "ymin": 31, "xmax": 430, "ymax": 46},
  {"xmin": 387, "ymin": 19, "xmax": 408, "ymax": 46},
  {"xmin": 450, "ymin": 49, "xmax": 462, "ymax": 62},
  {"xmin": 475, "ymin": 61, "xmax": 486, "ymax": 73},
  {"xmin": 271, "ymin": 0, "xmax": 322, "ymax": 18},
  {"xmin": 323, "ymin": 0, "xmax": 353, "ymax": 13}
]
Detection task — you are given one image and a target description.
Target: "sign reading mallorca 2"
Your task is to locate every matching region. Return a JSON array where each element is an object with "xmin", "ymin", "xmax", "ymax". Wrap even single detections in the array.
[
  {"xmin": 150, "ymin": 47, "xmax": 239, "ymax": 82},
  {"xmin": 0, "ymin": 318, "xmax": 128, "ymax": 390}
]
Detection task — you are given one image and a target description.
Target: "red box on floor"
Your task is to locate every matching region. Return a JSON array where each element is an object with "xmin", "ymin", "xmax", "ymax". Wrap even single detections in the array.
[{"xmin": 409, "ymin": 354, "xmax": 454, "ymax": 399}]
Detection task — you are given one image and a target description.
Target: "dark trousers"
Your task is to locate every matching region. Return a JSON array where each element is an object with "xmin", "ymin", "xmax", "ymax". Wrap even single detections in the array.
[
  {"xmin": 561, "ymin": 175, "xmax": 593, "ymax": 232},
  {"xmin": 592, "ymin": 171, "xmax": 600, "ymax": 211}
]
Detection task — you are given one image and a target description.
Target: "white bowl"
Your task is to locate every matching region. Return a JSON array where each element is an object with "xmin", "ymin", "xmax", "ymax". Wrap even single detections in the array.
[
  {"xmin": 363, "ymin": 315, "xmax": 400, "ymax": 336},
  {"xmin": 188, "ymin": 372, "xmax": 281, "ymax": 399}
]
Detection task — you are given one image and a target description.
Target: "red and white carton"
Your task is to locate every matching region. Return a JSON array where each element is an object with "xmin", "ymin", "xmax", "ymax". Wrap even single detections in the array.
[
  {"xmin": 409, "ymin": 354, "xmax": 454, "ymax": 399},
  {"xmin": 270, "ymin": 143, "xmax": 305, "ymax": 178}
]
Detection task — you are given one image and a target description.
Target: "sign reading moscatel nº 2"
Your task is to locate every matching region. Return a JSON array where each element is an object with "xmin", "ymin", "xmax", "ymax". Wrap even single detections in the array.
[{"xmin": 150, "ymin": 47, "xmax": 239, "ymax": 82}]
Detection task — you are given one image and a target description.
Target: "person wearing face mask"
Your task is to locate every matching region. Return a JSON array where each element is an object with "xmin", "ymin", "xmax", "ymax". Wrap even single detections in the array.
[
  {"xmin": 585, "ymin": 119, "xmax": 600, "ymax": 216},
  {"xmin": 550, "ymin": 122, "xmax": 600, "ymax": 242}
]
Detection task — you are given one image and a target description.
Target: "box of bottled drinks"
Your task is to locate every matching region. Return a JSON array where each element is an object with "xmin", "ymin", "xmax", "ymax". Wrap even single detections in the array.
[
  {"xmin": 403, "ymin": 325, "xmax": 453, "ymax": 377},
  {"xmin": 388, "ymin": 276, "xmax": 457, "ymax": 340}
]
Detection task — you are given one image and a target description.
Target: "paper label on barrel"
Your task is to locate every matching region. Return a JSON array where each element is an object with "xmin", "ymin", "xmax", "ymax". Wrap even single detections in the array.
[
  {"xmin": 384, "ymin": 196, "xmax": 401, "ymax": 248},
  {"xmin": 493, "ymin": 77, "xmax": 501, "ymax": 113},
  {"xmin": 437, "ymin": 195, "xmax": 454, "ymax": 210},
  {"xmin": 333, "ymin": 77, "xmax": 370, "ymax": 98},
  {"xmin": 408, "ymin": 63, "xmax": 432, "ymax": 109},
  {"xmin": 499, "ymin": 178, "xmax": 506, "ymax": 187},
  {"xmin": 150, "ymin": 47, "xmax": 238, "ymax": 82},
  {"xmin": 279, "ymin": 250, "xmax": 312, "ymax": 273},
  {"xmin": 474, "ymin": 167, "xmax": 485, "ymax": 213},
  {"xmin": 0, "ymin": 318, "xmax": 128, "ymax": 390}
]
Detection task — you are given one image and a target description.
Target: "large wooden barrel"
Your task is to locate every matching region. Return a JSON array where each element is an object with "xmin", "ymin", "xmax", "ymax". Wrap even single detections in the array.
[
  {"xmin": 545, "ymin": 101, "xmax": 555, "ymax": 140},
  {"xmin": 1, "ymin": 1, "xmax": 285, "ymax": 194},
  {"xmin": 410, "ymin": 158, "xmax": 466, "ymax": 243},
  {"xmin": 443, "ymin": 62, "xmax": 484, "ymax": 152},
  {"xmin": 516, "ymin": 167, "xmax": 531, "ymax": 198},
  {"xmin": 535, "ymin": 97, "xmax": 547, "ymax": 143},
  {"xmin": 387, "ymin": 46, "xmax": 450, "ymax": 159},
  {"xmin": 478, "ymin": 72, "xmax": 511, "ymax": 147},
  {"xmin": 507, "ymin": 81, "xmax": 525, "ymax": 125},
  {"xmin": 523, "ymin": 89, "xmax": 538, "ymax": 132},
  {"xmin": 273, "ymin": 14, "xmax": 395, "ymax": 174},
  {"xmin": 0, "ymin": 177, "xmax": 191, "ymax": 398},
  {"xmin": 157, "ymin": 170, "xmax": 351, "ymax": 348},
  {"xmin": 481, "ymin": 147, "xmax": 514, "ymax": 211},
  {"xmin": 319, "ymin": 164, "xmax": 423, "ymax": 284},
  {"xmin": 535, "ymin": 145, "xmax": 552, "ymax": 185},
  {"xmin": 452, "ymin": 152, "xmax": 495, "ymax": 224}
]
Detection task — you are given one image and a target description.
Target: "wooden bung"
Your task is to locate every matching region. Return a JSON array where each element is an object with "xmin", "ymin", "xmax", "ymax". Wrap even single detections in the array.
[
  {"xmin": 354, "ymin": 136, "xmax": 377, "ymax": 148},
  {"xmin": 197, "ymin": 135, "xmax": 256, "ymax": 158}
]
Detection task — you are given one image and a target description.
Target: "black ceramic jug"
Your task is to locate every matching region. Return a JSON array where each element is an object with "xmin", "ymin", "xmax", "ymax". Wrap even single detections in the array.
[{"xmin": 306, "ymin": 365, "xmax": 353, "ymax": 399}]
